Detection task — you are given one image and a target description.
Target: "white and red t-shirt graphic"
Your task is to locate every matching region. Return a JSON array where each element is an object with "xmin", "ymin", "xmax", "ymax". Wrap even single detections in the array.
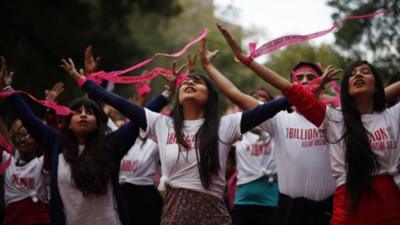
[
  {"xmin": 2, "ymin": 152, "xmax": 46, "ymax": 205},
  {"xmin": 322, "ymin": 104, "xmax": 400, "ymax": 187},
  {"xmin": 260, "ymin": 111, "xmax": 336, "ymax": 201},
  {"xmin": 119, "ymin": 138, "xmax": 159, "ymax": 185},
  {"xmin": 140, "ymin": 108, "xmax": 242, "ymax": 198},
  {"xmin": 235, "ymin": 131, "xmax": 277, "ymax": 185}
]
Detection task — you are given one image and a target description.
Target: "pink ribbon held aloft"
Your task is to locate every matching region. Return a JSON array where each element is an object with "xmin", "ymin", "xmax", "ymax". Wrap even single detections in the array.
[
  {"xmin": 85, "ymin": 28, "xmax": 209, "ymax": 83},
  {"xmin": 135, "ymin": 83, "xmax": 152, "ymax": 97},
  {"xmin": 245, "ymin": 9, "xmax": 390, "ymax": 59},
  {"xmin": 0, "ymin": 90, "xmax": 72, "ymax": 116}
]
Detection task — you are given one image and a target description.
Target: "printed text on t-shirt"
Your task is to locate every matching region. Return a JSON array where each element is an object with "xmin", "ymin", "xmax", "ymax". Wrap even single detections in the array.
[
  {"xmin": 286, "ymin": 128, "xmax": 327, "ymax": 148},
  {"xmin": 167, "ymin": 132, "xmax": 197, "ymax": 151}
]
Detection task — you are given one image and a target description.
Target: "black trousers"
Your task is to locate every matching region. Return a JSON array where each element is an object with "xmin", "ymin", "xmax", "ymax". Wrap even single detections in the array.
[
  {"xmin": 232, "ymin": 204, "xmax": 276, "ymax": 225},
  {"xmin": 273, "ymin": 193, "xmax": 333, "ymax": 225},
  {"xmin": 121, "ymin": 183, "xmax": 163, "ymax": 225}
]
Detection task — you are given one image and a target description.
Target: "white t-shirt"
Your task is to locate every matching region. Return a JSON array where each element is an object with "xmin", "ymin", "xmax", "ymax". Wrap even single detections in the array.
[
  {"xmin": 57, "ymin": 150, "xmax": 121, "ymax": 225},
  {"xmin": 119, "ymin": 138, "xmax": 159, "ymax": 185},
  {"xmin": 234, "ymin": 131, "xmax": 277, "ymax": 185},
  {"xmin": 260, "ymin": 111, "xmax": 336, "ymax": 201},
  {"xmin": 322, "ymin": 104, "xmax": 400, "ymax": 187},
  {"xmin": 2, "ymin": 151, "xmax": 46, "ymax": 205},
  {"xmin": 140, "ymin": 108, "xmax": 242, "ymax": 198}
]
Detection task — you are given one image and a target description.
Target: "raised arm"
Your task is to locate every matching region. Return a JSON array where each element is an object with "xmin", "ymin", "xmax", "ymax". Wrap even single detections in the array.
[
  {"xmin": 217, "ymin": 25, "xmax": 327, "ymax": 127},
  {"xmin": 0, "ymin": 57, "xmax": 59, "ymax": 151},
  {"xmin": 200, "ymin": 39, "xmax": 258, "ymax": 110},
  {"xmin": 44, "ymin": 82, "xmax": 65, "ymax": 130},
  {"xmin": 0, "ymin": 115, "xmax": 12, "ymax": 148},
  {"xmin": 217, "ymin": 23, "xmax": 292, "ymax": 92},
  {"xmin": 105, "ymin": 89, "xmax": 170, "ymax": 159},
  {"xmin": 84, "ymin": 79, "xmax": 148, "ymax": 128},
  {"xmin": 385, "ymin": 80, "xmax": 400, "ymax": 103},
  {"xmin": 105, "ymin": 118, "xmax": 140, "ymax": 160},
  {"xmin": 61, "ymin": 58, "xmax": 170, "ymax": 130},
  {"xmin": 282, "ymin": 84, "xmax": 326, "ymax": 127},
  {"xmin": 240, "ymin": 97, "xmax": 291, "ymax": 133}
]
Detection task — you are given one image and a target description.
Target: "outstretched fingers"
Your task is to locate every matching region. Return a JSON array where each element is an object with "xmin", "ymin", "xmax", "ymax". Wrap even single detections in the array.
[
  {"xmin": 84, "ymin": 45, "xmax": 100, "ymax": 74},
  {"xmin": 216, "ymin": 23, "xmax": 243, "ymax": 59},
  {"xmin": 60, "ymin": 58, "xmax": 84, "ymax": 81}
]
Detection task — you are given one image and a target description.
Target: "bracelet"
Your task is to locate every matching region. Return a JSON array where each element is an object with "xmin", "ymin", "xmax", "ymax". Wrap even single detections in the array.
[
  {"xmin": 1, "ymin": 86, "xmax": 13, "ymax": 91},
  {"xmin": 161, "ymin": 90, "xmax": 171, "ymax": 101},
  {"xmin": 76, "ymin": 77, "xmax": 87, "ymax": 87},
  {"xmin": 241, "ymin": 56, "xmax": 254, "ymax": 66},
  {"xmin": 235, "ymin": 56, "xmax": 253, "ymax": 66}
]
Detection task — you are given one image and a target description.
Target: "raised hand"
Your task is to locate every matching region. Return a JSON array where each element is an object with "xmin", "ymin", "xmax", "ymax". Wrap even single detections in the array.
[
  {"xmin": 216, "ymin": 23, "xmax": 246, "ymax": 63},
  {"xmin": 0, "ymin": 56, "xmax": 14, "ymax": 90},
  {"xmin": 84, "ymin": 45, "xmax": 100, "ymax": 74},
  {"xmin": 161, "ymin": 61, "xmax": 185, "ymax": 98},
  {"xmin": 320, "ymin": 65, "xmax": 342, "ymax": 86},
  {"xmin": 45, "ymin": 82, "xmax": 65, "ymax": 102},
  {"xmin": 60, "ymin": 58, "xmax": 85, "ymax": 82},
  {"xmin": 199, "ymin": 39, "xmax": 219, "ymax": 67},
  {"xmin": 186, "ymin": 54, "xmax": 198, "ymax": 73}
]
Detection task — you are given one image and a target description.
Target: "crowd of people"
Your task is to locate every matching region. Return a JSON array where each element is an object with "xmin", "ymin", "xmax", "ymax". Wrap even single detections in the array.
[{"xmin": 0, "ymin": 24, "xmax": 400, "ymax": 225}]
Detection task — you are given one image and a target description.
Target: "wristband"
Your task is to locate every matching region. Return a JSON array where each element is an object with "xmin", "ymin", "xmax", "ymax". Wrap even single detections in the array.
[
  {"xmin": 1, "ymin": 86, "xmax": 13, "ymax": 91},
  {"xmin": 161, "ymin": 90, "xmax": 171, "ymax": 101},
  {"xmin": 76, "ymin": 77, "xmax": 87, "ymax": 87},
  {"xmin": 241, "ymin": 55, "xmax": 254, "ymax": 66}
]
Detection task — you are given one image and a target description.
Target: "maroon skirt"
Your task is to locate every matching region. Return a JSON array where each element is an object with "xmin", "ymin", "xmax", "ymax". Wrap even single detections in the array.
[
  {"xmin": 4, "ymin": 197, "xmax": 49, "ymax": 225},
  {"xmin": 161, "ymin": 186, "xmax": 232, "ymax": 225},
  {"xmin": 331, "ymin": 175, "xmax": 400, "ymax": 225}
]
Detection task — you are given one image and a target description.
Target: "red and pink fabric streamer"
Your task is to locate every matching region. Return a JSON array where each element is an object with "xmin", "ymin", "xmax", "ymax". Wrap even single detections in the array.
[
  {"xmin": 0, "ymin": 90, "xmax": 72, "ymax": 116},
  {"xmin": 244, "ymin": 9, "xmax": 390, "ymax": 61},
  {"xmin": 86, "ymin": 28, "xmax": 209, "ymax": 84},
  {"xmin": 0, "ymin": 29, "xmax": 207, "ymax": 115}
]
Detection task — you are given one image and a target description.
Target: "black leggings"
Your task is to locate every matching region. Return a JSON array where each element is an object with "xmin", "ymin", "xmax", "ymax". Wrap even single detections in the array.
[
  {"xmin": 121, "ymin": 183, "xmax": 163, "ymax": 225},
  {"xmin": 273, "ymin": 193, "xmax": 333, "ymax": 225}
]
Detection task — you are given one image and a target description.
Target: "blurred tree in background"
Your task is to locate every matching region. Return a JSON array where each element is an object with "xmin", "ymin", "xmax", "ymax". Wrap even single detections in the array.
[
  {"xmin": 0, "ymin": 0, "xmax": 181, "ymax": 101},
  {"xmin": 328, "ymin": 0, "xmax": 399, "ymax": 80},
  {"xmin": 0, "ymin": 0, "xmax": 255, "ymax": 116},
  {"xmin": 125, "ymin": 0, "xmax": 255, "ymax": 106},
  {"xmin": 7, "ymin": 0, "xmax": 394, "ymax": 120}
]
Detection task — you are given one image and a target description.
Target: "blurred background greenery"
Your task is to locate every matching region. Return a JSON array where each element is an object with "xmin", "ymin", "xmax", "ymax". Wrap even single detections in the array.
[{"xmin": 0, "ymin": 0, "xmax": 398, "ymax": 123}]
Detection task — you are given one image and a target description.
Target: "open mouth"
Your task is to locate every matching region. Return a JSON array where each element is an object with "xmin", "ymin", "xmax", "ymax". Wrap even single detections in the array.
[
  {"xmin": 354, "ymin": 79, "xmax": 365, "ymax": 87},
  {"xmin": 184, "ymin": 87, "xmax": 196, "ymax": 93},
  {"xmin": 78, "ymin": 120, "xmax": 89, "ymax": 126}
]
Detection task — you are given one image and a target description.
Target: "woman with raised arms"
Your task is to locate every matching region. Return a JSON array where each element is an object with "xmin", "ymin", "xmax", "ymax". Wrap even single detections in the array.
[
  {"xmin": 218, "ymin": 24, "xmax": 400, "ymax": 225},
  {"xmin": 60, "ymin": 54, "xmax": 291, "ymax": 225}
]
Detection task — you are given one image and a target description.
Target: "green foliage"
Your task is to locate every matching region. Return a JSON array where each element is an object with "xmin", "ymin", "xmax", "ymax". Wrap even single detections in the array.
[
  {"xmin": 0, "ymin": 0, "xmax": 181, "ymax": 102},
  {"xmin": 0, "ymin": 0, "xmax": 256, "ymax": 115},
  {"xmin": 328, "ymin": 0, "xmax": 399, "ymax": 79},
  {"xmin": 121, "ymin": 0, "xmax": 257, "ymax": 107}
]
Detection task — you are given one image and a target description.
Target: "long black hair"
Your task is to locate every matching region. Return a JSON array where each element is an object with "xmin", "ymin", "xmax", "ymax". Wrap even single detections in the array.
[
  {"xmin": 171, "ymin": 73, "xmax": 220, "ymax": 189},
  {"xmin": 340, "ymin": 61, "xmax": 385, "ymax": 210},
  {"xmin": 62, "ymin": 97, "xmax": 113, "ymax": 196}
]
